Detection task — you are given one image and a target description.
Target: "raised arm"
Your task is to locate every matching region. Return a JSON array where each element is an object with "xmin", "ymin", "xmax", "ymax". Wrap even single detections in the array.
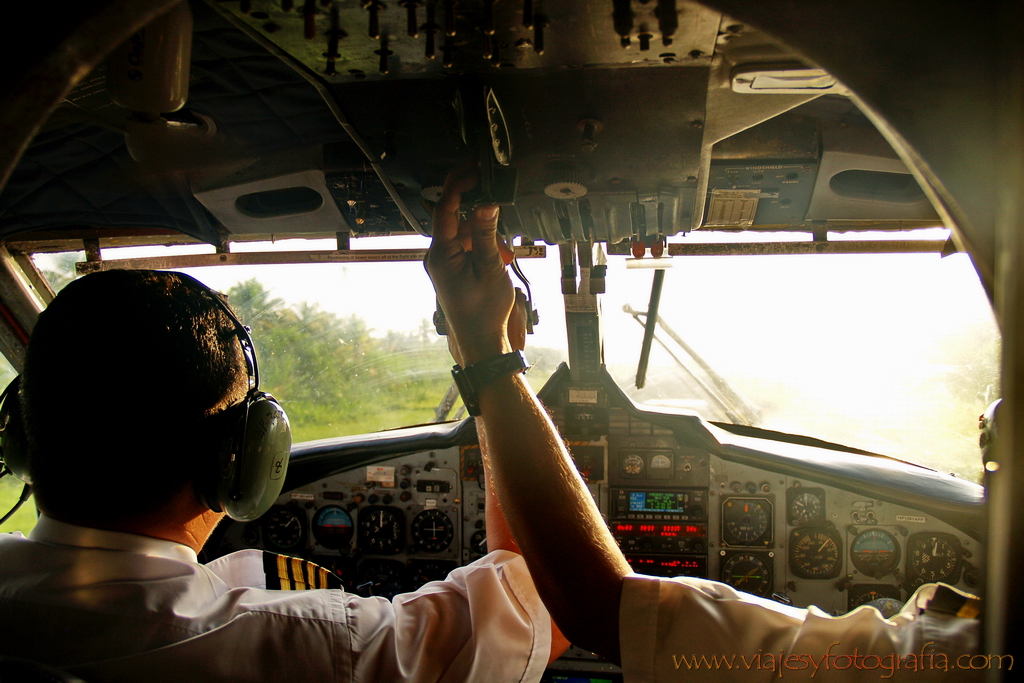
[{"xmin": 426, "ymin": 168, "xmax": 631, "ymax": 663}]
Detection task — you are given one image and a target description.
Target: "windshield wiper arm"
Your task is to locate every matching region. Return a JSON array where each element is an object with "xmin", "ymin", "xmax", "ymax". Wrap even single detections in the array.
[
  {"xmin": 625, "ymin": 304, "xmax": 762, "ymax": 427},
  {"xmin": 634, "ymin": 269, "xmax": 666, "ymax": 389}
]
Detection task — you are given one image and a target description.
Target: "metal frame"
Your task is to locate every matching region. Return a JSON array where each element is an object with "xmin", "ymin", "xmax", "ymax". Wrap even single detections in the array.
[
  {"xmin": 74, "ymin": 245, "xmax": 547, "ymax": 274},
  {"xmin": 608, "ymin": 239, "xmax": 948, "ymax": 258}
]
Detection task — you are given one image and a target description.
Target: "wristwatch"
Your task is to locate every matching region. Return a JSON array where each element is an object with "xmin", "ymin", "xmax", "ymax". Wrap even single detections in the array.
[{"xmin": 451, "ymin": 351, "xmax": 528, "ymax": 416}]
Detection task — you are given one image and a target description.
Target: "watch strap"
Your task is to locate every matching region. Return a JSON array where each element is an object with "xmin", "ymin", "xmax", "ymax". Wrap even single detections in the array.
[{"xmin": 451, "ymin": 351, "xmax": 528, "ymax": 416}]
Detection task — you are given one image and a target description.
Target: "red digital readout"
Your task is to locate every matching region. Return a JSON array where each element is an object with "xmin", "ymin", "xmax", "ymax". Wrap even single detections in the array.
[
  {"xmin": 613, "ymin": 523, "xmax": 705, "ymax": 537},
  {"xmin": 629, "ymin": 557, "xmax": 702, "ymax": 569}
]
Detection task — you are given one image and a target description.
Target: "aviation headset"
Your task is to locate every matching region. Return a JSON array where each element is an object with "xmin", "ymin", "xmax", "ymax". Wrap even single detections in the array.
[{"xmin": 0, "ymin": 273, "xmax": 291, "ymax": 522}]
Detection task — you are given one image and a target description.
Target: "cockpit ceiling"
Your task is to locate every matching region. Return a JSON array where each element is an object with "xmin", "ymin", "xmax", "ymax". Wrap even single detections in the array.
[{"xmin": 0, "ymin": 0, "xmax": 941, "ymax": 248}]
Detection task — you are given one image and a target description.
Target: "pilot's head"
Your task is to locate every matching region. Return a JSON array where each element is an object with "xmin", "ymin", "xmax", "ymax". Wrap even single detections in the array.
[{"xmin": 20, "ymin": 270, "xmax": 248, "ymax": 526}]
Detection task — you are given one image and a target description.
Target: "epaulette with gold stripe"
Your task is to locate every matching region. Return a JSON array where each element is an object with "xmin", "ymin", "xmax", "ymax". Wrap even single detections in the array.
[
  {"xmin": 262, "ymin": 552, "xmax": 344, "ymax": 591},
  {"xmin": 924, "ymin": 583, "xmax": 982, "ymax": 619}
]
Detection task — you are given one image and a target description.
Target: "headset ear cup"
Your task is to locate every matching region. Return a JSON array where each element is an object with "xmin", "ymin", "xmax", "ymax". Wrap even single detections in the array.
[
  {"xmin": 0, "ymin": 377, "xmax": 32, "ymax": 484},
  {"xmin": 219, "ymin": 393, "xmax": 291, "ymax": 522}
]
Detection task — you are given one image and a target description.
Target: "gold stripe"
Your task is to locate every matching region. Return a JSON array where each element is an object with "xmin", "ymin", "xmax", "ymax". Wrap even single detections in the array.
[
  {"xmin": 957, "ymin": 600, "xmax": 981, "ymax": 619},
  {"xmin": 276, "ymin": 554, "xmax": 291, "ymax": 591},
  {"xmin": 291, "ymin": 557, "xmax": 306, "ymax": 589},
  {"xmin": 319, "ymin": 567, "xmax": 329, "ymax": 589},
  {"xmin": 306, "ymin": 561, "xmax": 316, "ymax": 589}
]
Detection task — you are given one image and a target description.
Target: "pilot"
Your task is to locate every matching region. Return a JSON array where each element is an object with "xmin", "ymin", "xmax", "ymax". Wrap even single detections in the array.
[
  {"xmin": 426, "ymin": 167, "xmax": 984, "ymax": 682},
  {"xmin": 0, "ymin": 267, "xmax": 567, "ymax": 681}
]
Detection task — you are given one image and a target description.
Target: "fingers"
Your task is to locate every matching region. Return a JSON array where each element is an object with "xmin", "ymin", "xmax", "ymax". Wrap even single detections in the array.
[
  {"xmin": 469, "ymin": 204, "xmax": 503, "ymax": 273},
  {"xmin": 431, "ymin": 165, "xmax": 478, "ymax": 246},
  {"xmin": 498, "ymin": 232, "xmax": 515, "ymax": 266},
  {"xmin": 508, "ymin": 289, "xmax": 528, "ymax": 352}
]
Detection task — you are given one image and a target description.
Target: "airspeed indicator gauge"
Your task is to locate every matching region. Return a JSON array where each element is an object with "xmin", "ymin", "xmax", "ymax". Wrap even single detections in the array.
[{"xmin": 789, "ymin": 527, "xmax": 842, "ymax": 579}]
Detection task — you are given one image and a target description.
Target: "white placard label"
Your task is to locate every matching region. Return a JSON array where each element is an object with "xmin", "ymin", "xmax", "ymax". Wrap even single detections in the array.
[
  {"xmin": 290, "ymin": 492, "xmax": 314, "ymax": 501},
  {"xmin": 367, "ymin": 466, "xmax": 396, "ymax": 487},
  {"xmin": 896, "ymin": 514, "xmax": 926, "ymax": 524},
  {"xmin": 568, "ymin": 389, "xmax": 599, "ymax": 404},
  {"xmin": 425, "ymin": 499, "xmax": 438, "ymax": 509}
]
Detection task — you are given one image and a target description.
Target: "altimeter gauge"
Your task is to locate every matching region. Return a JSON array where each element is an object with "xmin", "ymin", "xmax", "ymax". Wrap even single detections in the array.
[{"xmin": 906, "ymin": 532, "xmax": 962, "ymax": 587}]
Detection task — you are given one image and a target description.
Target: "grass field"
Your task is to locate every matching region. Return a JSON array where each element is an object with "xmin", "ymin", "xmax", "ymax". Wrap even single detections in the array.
[{"xmin": 0, "ymin": 474, "xmax": 36, "ymax": 535}]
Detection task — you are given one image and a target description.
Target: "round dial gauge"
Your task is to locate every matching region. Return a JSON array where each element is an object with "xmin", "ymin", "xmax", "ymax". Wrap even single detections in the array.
[
  {"xmin": 722, "ymin": 497, "xmax": 773, "ymax": 546},
  {"xmin": 847, "ymin": 584, "xmax": 903, "ymax": 613},
  {"xmin": 261, "ymin": 504, "xmax": 306, "ymax": 552},
  {"xmin": 408, "ymin": 559, "xmax": 458, "ymax": 590},
  {"xmin": 411, "ymin": 510, "xmax": 455, "ymax": 552},
  {"xmin": 906, "ymin": 533, "xmax": 962, "ymax": 586},
  {"xmin": 788, "ymin": 490, "xmax": 824, "ymax": 526},
  {"xmin": 622, "ymin": 454, "xmax": 645, "ymax": 475},
  {"xmin": 789, "ymin": 527, "xmax": 842, "ymax": 579},
  {"xmin": 357, "ymin": 558, "xmax": 405, "ymax": 599},
  {"xmin": 358, "ymin": 506, "xmax": 405, "ymax": 555},
  {"xmin": 470, "ymin": 530, "xmax": 488, "ymax": 556},
  {"xmin": 721, "ymin": 553, "xmax": 773, "ymax": 597},
  {"xmin": 312, "ymin": 505, "xmax": 354, "ymax": 550},
  {"xmin": 851, "ymin": 528, "xmax": 901, "ymax": 578}
]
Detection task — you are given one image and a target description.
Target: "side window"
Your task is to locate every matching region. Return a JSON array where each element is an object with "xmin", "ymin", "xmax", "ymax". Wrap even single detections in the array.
[
  {"xmin": 0, "ymin": 252, "xmax": 76, "ymax": 535},
  {"xmin": 0, "ymin": 353, "xmax": 30, "ymax": 535}
]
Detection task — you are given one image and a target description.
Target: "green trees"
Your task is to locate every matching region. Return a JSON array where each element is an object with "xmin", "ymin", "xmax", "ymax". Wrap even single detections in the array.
[{"xmin": 225, "ymin": 279, "xmax": 455, "ymax": 441}]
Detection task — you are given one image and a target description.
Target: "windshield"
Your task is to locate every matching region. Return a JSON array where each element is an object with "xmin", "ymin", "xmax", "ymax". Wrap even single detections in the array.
[
  {"xmin": 32, "ymin": 239, "xmax": 568, "ymax": 445},
  {"xmin": 598, "ymin": 230, "xmax": 998, "ymax": 483},
  {"xmin": 28, "ymin": 228, "xmax": 996, "ymax": 486}
]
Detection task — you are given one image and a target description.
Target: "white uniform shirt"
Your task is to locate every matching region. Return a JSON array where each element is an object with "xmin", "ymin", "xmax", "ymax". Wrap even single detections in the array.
[
  {"xmin": 620, "ymin": 573, "xmax": 984, "ymax": 682},
  {"xmin": 0, "ymin": 516, "xmax": 551, "ymax": 683}
]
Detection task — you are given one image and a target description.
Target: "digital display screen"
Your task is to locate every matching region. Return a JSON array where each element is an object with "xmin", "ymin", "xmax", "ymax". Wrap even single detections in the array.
[
  {"xmin": 625, "ymin": 554, "xmax": 707, "ymax": 577},
  {"xmin": 613, "ymin": 523, "xmax": 704, "ymax": 538},
  {"xmin": 629, "ymin": 556, "xmax": 703, "ymax": 570},
  {"xmin": 629, "ymin": 491, "xmax": 689, "ymax": 512}
]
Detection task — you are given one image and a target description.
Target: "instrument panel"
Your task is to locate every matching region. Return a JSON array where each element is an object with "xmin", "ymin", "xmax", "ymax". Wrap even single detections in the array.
[
  {"xmin": 214, "ymin": 447, "xmax": 488, "ymax": 598},
  {"xmin": 208, "ymin": 368, "xmax": 985, "ymax": 672}
]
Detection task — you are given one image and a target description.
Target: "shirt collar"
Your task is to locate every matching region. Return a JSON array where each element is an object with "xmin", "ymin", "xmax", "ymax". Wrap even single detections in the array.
[{"xmin": 28, "ymin": 514, "xmax": 199, "ymax": 564}]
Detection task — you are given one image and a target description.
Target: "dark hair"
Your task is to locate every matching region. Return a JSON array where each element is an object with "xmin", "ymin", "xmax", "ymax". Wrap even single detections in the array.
[{"xmin": 21, "ymin": 270, "xmax": 247, "ymax": 524}]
